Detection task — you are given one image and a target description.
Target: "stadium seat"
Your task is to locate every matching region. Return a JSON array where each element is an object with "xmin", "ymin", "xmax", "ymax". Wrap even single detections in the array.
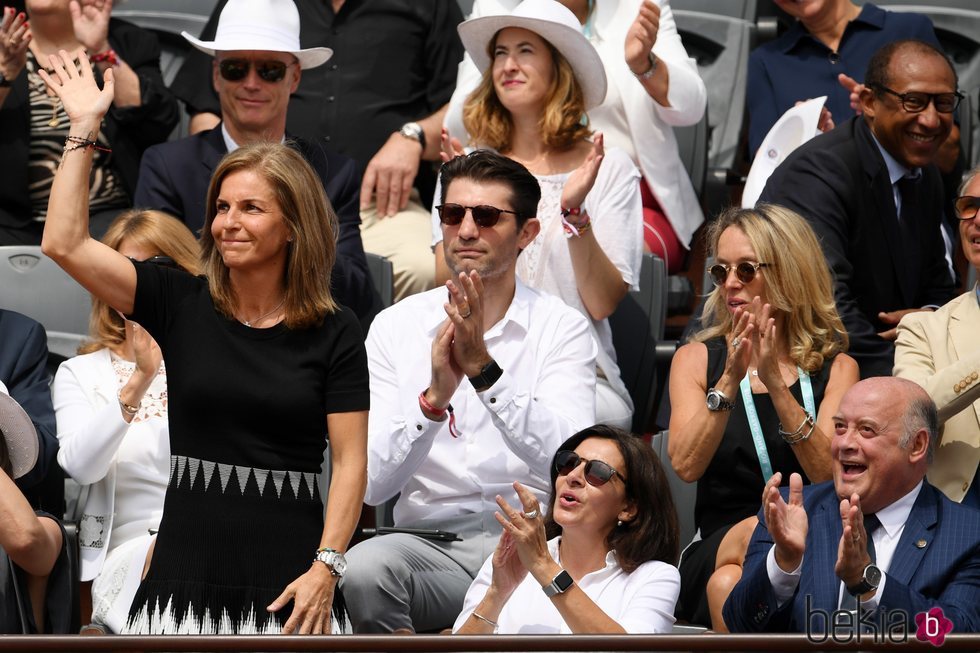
[
  {"xmin": 649, "ymin": 430, "xmax": 698, "ymax": 550},
  {"xmin": 671, "ymin": 0, "xmax": 758, "ymax": 22}
]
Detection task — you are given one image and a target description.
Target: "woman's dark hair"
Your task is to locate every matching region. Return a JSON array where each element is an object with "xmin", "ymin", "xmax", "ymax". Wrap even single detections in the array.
[
  {"xmin": 0, "ymin": 432, "xmax": 12, "ymax": 478},
  {"xmin": 543, "ymin": 425, "xmax": 680, "ymax": 571}
]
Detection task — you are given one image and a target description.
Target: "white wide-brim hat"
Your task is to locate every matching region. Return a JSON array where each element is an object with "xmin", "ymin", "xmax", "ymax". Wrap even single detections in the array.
[
  {"xmin": 742, "ymin": 96, "xmax": 827, "ymax": 208},
  {"xmin": 458, "ymin": 0, "xmax": 607, "ymax": 110},
  {"xmin": 0, "ymin": 393, "xmax": 39, "ymax": 481},
  {"xmin": 182, "ymin": 0, "xmax": 332, "ymax": 70}
]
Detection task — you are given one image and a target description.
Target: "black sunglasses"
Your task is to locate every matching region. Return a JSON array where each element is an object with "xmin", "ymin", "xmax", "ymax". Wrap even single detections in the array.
[
  {"xmin": 218, "ymin": 58, "xmax": 295, "ymax": 83},
  {"xmin": 129, "ymin": 255, "xmax": 179, "ymax": 269},
  {"xmin": 954, "ymin": 196, "xmax": 980, "ymax": 221},
  {"xmin": 872, "ymin": 84, "xmax": 963, "ymax": 114},
  {"xmin": 554, "ymin": 450, "xmax": 625, "ymax": 487},
  {"xmin": 708, "ymin": 261, "xmax": 770, "ymax": 287},
  {"xmin": 435, "ymin": 203, "xmax": 520, "ymax": 228}
]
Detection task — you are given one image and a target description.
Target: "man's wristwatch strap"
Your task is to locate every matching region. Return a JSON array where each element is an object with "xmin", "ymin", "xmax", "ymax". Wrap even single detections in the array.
[{"xmin": 468, "ymin": 360, "xmax": 503, "ymax": 392}]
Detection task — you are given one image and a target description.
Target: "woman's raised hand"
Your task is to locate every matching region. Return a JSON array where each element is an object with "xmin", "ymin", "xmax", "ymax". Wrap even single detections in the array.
[
  {"xmin": 440, "ymin": 127, "xmax": 466, "ymax": 163},
  {"xmin": 724, "ymin": 306, "xmax": 754, "ymax": 381},
  {"xmin": 561, "ymin": 132, "xmax": 605, "ymax": 211},
  {"xmin": 493, "ymin": 482, "xmax": 552, "ymax": 579},
  {"xmin": 489, "ymin": 528, "xmax": 528, "ymax": 598},
  {"xmin": 0, "ymin": 7, "xmax": 31, "ymax": 84},
  {"xmin": 70, "ymin": 0, "xmax": 112, "ymax": 55},
  {"xmin": 37, "ymin": 49, "xmax": 113, "ymax": 127},
  {"xmin": 753, "ymin": 301, "xmax": 783, "ymax": 389},
  {"xmin": 129, "ymin": 321, "xmax": 162, "ymax": 379}
]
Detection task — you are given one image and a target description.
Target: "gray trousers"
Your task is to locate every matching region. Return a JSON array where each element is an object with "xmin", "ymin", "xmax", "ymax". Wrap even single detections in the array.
[{"xmin": 342, "ymin": 512, "xmax": 501, "ymax": 633}]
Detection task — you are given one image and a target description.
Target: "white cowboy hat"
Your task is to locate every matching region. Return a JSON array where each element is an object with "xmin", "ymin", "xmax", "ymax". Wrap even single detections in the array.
[
  {"xmin": 458, "ymin": 0, "xmax": 607, "ymax": 110},
  {"xmin": 182, "ymin": 0, "xmax": 332, "ymax": 70},
  {"xmin": 0, "ymin": 393, "xmax": 39, "ymax": 481},
  {"xmin": 742, "ymin": 96, "xmax": 827, "ymax": 208}
]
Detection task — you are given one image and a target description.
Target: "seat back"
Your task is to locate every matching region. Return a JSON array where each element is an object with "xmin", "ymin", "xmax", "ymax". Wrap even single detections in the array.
[
  {"xmin": 649, "ymin": 430, "xmax": 698, "ymax": 548},
  {"xmin": 671, "ymin": 0, "xmax": 758, "ymax": 21},
  {"xmin": 674, "ymin": 110, "xmax": 710, "ymax": 201},
  {"xmin": 0, "ymin": 247, "xmax": 90, "ymax": 352},
  {"xmin": 609, "ymin": 253, "xmax": 667, "ymax": 434},
  {"xmin": 360, "ymin": 252, "xmax": 395, "ymax": 334}
]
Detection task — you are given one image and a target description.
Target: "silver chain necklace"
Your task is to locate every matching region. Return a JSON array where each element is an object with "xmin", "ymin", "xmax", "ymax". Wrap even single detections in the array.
[{"xmin": 239, "ymin": 298, "xmax": 285, "ymax": 328}]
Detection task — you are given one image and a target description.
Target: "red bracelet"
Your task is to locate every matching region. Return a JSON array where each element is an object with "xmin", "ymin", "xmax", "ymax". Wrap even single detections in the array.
[
  {"xmin": 418, "ymin": 390, "xmax": 461, "ymax": 438},
  {"xmin": 560, "ymin": 207, "xmax": 592, "ymax": 238},
  {"xmin": 90, "ymin": 49, "xmax": 118, "ymax": 67}
]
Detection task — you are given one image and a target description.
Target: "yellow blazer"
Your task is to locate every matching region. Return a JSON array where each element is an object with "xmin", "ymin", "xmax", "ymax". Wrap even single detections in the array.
[{"xmin": 895, "ymin": 289, "xmax": 980, "ymax": 502}]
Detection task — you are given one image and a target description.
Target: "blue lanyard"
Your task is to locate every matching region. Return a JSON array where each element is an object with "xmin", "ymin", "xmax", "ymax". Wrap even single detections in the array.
[{"xmin": 739, "ymin": 366, "xmax": 816, "ymax": 481}]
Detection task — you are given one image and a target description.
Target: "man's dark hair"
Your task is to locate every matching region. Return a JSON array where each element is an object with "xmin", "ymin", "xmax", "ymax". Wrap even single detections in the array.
[
  {"xmin": 865, "ymin": 39, "xmax": 958, "ymax": 95},
  {"xmin": 438, "ymin": 150, "xmax": 540, "ymax": 227},
  {"xmin": 543, "ymin": 424, "xmax": 681, "ymax": 571}
]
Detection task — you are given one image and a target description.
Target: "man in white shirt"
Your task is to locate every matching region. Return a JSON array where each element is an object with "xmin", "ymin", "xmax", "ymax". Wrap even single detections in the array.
[
  {"xmin": 724, "ymin": 376, "xmax": 980, "ymax": 636},
  {"xmin": 342, "ymin": 151, "xmax": 598, "ymax": 633}
]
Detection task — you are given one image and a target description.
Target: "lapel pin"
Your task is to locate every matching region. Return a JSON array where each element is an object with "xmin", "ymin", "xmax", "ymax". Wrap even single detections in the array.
[{"xmin": 915, "ymin": 539, "xmax": 927, "ymax": 549}]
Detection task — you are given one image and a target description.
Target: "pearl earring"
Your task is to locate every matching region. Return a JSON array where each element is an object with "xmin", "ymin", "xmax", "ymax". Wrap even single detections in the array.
[{"xmin": 617, "ymin": 519, "xmax": 624, "ymax": 527}]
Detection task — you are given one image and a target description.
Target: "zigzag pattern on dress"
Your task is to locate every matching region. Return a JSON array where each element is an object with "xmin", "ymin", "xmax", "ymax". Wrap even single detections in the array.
[
  {"xmin": 168, "ymin": 454, "xmax": 320, "ymax": 501},
  {"xmin": 125, "ymin": 596, "xmax": 281, "ymax": 634}
]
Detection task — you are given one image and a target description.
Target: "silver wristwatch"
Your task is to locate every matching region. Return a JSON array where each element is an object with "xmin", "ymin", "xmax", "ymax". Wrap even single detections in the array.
[
  {"xmin": 542, "ymin": 569, "xmax": 574, "ymax": 597},
  {"xmin": 313, "ymin": 548, "xmax": 348, "ymax": 577},
  {"xmin": 397, "ymin": 121, "xmax": 426, "ymax": 151},
  {"xmin": 706, "ymin": 388, "xmax": 736, "ymax": 411}
]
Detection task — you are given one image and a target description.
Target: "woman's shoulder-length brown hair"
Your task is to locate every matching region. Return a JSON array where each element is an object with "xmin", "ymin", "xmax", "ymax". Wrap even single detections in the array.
[
  {"xmin": 463, "ymin": 30, "xmax": 591, "ymax": 152},
  {"xmin": 543, "ymin": 425, "xmax": 680, "ymax": 572},
  {"xmin": 199, "ymin": 142, "xmax": 339, "ymax": 330},
  {"xmin": 80, "ymin": 209, "xmax": 201, "ymax": 355}
]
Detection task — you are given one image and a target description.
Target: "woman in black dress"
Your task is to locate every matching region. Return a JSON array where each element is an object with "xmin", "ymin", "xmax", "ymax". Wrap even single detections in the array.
[
  {"xmin": 39, "ymin": 50, "xmax": 368, "ymax": 635},
  {"xmin": 668, "ymin": 204, "xmax": 859, "ymax": 630}
]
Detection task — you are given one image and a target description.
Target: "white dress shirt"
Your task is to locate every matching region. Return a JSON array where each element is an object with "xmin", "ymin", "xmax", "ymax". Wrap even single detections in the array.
[
  {"xmin": 453, "ymin": 536, "xmax": 680, "ymax": 634},
  {"xmin": 766, "ymin": 481, "xmax": 924, "ymax": 610},
  {"xmin": 364, "ymin": 280, "xmax": 598, "ymax": 525}
]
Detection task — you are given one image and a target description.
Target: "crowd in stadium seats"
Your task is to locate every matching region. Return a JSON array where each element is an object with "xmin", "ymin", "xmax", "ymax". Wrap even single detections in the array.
[{"xmin": 1, "ymin": 0, "xmax": 979, "ymax": 640}]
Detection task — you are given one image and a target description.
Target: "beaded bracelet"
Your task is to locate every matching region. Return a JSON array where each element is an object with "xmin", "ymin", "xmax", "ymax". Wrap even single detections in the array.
[
  {"xmin": 62, "ymin": 135, "xmax": 112, "ymax": 165},
  {"xmin": 560, "ymin": 207, "xmax": 592, "ymax": 238}
]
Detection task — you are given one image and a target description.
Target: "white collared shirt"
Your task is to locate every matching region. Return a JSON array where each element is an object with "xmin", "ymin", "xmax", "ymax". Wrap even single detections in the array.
[
  {"xmin": 453, "ymin": 537, "xmax": 680, "ymax": 634},
  {"xmin": 766, "ymin": 481, "xmax": 924, "ymax": 610},
  {"xmin": 364, "ymin": 280, "xmax": 598, "ymax": 525},
  {"xmin": 220, "ymin": 122, "xmax": 288, "ymax": 153}
]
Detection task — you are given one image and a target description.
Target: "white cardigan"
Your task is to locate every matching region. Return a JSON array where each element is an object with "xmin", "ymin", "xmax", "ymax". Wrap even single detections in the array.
[
  {"xmin": 444, "ymin": 0, "xmax": 707, "ymax": 247},
  {"xmin": 53, "ymin": 349, "xmax": 169, "ymax": 581}
]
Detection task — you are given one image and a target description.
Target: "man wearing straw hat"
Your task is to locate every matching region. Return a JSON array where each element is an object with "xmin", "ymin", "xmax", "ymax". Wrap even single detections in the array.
[{"xmin": 134, "ymin": 0, "xmax": 374, "ymax": 317}]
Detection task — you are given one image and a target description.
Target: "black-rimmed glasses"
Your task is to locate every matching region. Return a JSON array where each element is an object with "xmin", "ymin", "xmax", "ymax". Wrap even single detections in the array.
[
  {"xmin": 554, "ymin": 450, "xmax": 626, "ymax": 487},
  {"xmin": 872, "ymin": 85, "xmax": 963, "ymax": 114},
  {"xmin": 218, "ymin": 58, "xmax": 296, "ymax": 83},
  {"xmin": 708, "ymin": 261, "xmax": 769, "ymax": 287},
  {"xmin": 435, "ymin": 203, "xmax": 520, "ymax": 228},
  {"xmin": 954, "ymin": 196, "xmax": 980, "ymax": 221}
]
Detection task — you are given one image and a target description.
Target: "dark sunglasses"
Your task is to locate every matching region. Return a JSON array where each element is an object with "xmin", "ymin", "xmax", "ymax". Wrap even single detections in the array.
[
  {"xmin": 554, "ymin": 450, "xmax": 625, "ymax": 487},
  {"xmin": 954, "ymin": 196, "xmax": 980, "ymax": 221},
  {"xmin": 435, "ymin": 203, "xmax": 520, "ymax": 228},
  {"xmin": 129, "ymin": 255, "xmax": 179, "ymax": 269},
  {"xmin": 218, "ymin": 58, "xmax": 295, "ymax": 83},
  {"xmin": 708, "ymin": 261, "xmax": 769, "ymax": 287},
  {"xmin": 872, "ymin": 85, "xmax": 963, "ymax": 114}
]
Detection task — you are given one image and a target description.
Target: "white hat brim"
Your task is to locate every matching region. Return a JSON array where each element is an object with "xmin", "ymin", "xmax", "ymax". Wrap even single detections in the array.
[
  {"xmin": 181, "ymin": 31, "xmax": 333, "ymax": 70},
  {"xmin": 0, "ymin": 393, "xmax": 39, "ymax": 481},
  {"xmin": 458, "ymin": 14, "xmax": 607, "ymax": 110}
]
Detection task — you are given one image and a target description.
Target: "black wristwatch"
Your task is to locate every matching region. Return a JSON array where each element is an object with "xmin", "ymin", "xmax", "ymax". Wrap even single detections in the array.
[
  {"xmin": 542, "ymin": 569, "xmax": 574, "ymax": 598},
  {"xmin": 468, "ymin": 359, "xmax": 503, "ymax": 392},
  {"xmin": 846, "ymin": 563, "xmax": 882, "ymax": 596},
  {"xmin": 706, "ymin": 388, "xmax": 736, "ymax": 411}
]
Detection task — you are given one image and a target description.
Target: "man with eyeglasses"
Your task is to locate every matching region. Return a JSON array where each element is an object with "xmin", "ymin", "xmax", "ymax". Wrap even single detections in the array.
[
  {"xmin": 759, "ymin": 39, "xmax": 958, "ymax": 379},
  {"xmin": 133, "ymin": 0, "xmax": 373, "ymax": 318},
  {"xmin": 341, "ymin": 150, "xmax": 598, "ymax": 633}
]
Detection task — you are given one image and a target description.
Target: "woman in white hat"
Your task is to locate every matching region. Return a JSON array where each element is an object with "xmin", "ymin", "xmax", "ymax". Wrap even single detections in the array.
[
  {"xmin": 37, "ymin": 34, "xmax": 368, "ymax": 637},
  {"xmin": 435, "ymin": 0, "xmax": 642, "ymax": 431},
  {"xmin": 0, "ymin": 393, "xmax": 70, "ymax": 634}
]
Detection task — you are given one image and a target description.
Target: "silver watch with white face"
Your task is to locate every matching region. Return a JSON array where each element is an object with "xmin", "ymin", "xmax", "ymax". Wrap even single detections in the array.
[{"xmin": 314, "ymin": 549, "xmax": 347, "ymax": 577}]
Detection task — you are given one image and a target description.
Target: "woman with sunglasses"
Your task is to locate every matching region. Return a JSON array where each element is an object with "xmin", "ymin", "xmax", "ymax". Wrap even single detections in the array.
[
  {"xmin": 895, "ymin": 166, "xmax": 980, "ymax": 509},
  {"xmin": 40, "ymin": 49, "xmax": 369, "ymax": 635},
  {"xmin": 51, "ymin": 209, "xmax": 199, "ymax": 633},
  {"xmin": 434, "ymin": 0, "xmax": 642, "ymax": 430},
  {"xmin": 454, "ymin": 424, "xmax": 679, "ymax": 634},
  {"xmin": 668, "ymin": 204, "xmax": 858, "ymax": 630},
  {"xmin": 0, "ymin": 0, "xmax": 177, "ymax": 245}
]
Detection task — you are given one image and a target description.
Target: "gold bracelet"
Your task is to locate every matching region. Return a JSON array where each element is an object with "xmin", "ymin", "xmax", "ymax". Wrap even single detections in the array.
[
  {"xmin": 472, "ymin": 611, "xmax": 498, "ymax": 631},
  {"xmin": 118, "ymin": 390, "xmax": 140, "ymax": 416}
]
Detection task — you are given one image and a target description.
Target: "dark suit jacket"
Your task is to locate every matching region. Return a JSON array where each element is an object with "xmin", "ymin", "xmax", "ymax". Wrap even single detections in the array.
[
  {"xmin": 0, "ymin": 310, "xmax": 58, "ymax": 507},
  {"xmin": 0, "ymin": 18, "xmax": 178, "ymax": 236},
  {"xmin": 759, "ymin": 116, "xmax": 956, "ymax": 379},
  {"xmin": 724, "ymin": 480, "xmax": 980, "ymax": 634},
  {"xmin": 134, "ymin": 125, "xmax": 372, "ymax": 317}
]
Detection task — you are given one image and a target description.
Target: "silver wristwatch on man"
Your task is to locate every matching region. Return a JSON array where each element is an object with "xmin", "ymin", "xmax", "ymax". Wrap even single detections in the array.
[
  {"xmin": 397, "ymin": 121, "xmax": 426, "ymax": 151},
  {"xmin": 313, "ymin": 548, "xmax": 348, "ymax": 577}
]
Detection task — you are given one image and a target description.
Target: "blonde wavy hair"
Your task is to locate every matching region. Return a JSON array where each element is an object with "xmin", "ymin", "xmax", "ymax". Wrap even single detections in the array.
[
  {"xmin": 79, "ymin": 209, "xmax": 201, "ymax": 355},
  {"xmin": 693, "ymin": 204, "xmax": 848, "ymax": 373},
  {"xmin": 199, "ymin": 142, "xmax": 338, "ymax": 329},
  {"xmin": 463, "ymin": 29, "xmax": 591, "ymax": 152}
]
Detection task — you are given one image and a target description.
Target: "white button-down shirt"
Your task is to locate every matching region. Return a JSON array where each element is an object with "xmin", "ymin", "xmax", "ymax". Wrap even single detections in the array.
[{"xmin": 364, "ymin": 280, "xmax": 598, "ymax": 525}]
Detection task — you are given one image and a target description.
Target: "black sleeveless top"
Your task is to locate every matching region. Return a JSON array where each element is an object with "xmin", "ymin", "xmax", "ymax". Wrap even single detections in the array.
[{"xmin": 696, "ymin": 337, "xmax": 834, "ymax": 537}]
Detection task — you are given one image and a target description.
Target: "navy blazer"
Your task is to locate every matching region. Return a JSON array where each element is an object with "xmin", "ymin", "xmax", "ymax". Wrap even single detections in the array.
[
  {"xmin": 759, "ymin": 116, "xmax": 956, "ymax": 379},
  {"xmin": 724, "ymin": 480, "xmax": 980, "ymax": 634},
  {"xmin": 134, "ymin": 125, "xmax": 372, "ymax": 318},
  {"xmin": 0, "ymin": 311, "xmax": 58, "ymax": 502}
]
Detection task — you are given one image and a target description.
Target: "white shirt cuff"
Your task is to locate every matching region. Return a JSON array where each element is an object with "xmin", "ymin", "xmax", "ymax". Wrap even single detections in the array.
[{"xmin": 766, "ymin": 545, "xmax": 802, "ymax": 606}]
